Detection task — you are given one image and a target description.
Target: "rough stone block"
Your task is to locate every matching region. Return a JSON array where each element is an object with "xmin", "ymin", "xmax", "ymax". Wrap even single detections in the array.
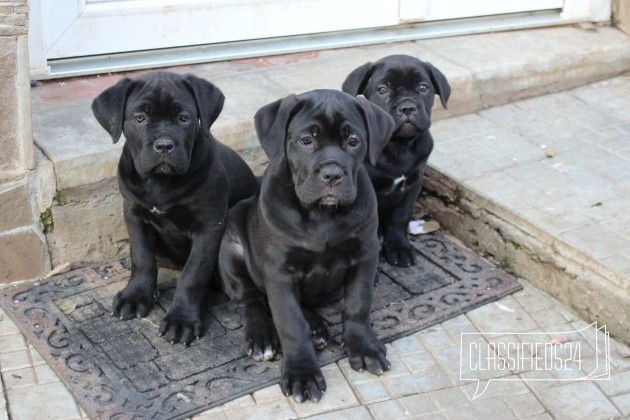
[
  {"xmin": 46, "ymin": 178, "xmax": 127, "ymax": 267},
  {"xmin": 0, "ymin": 226, "xmax": 49, "ymax": 283},
  {"xmin": 0, "ymin": 175, "xmax": 31, "ymax": 231}
]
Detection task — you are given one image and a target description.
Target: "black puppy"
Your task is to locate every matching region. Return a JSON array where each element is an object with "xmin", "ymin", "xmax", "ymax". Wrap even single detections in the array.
[
  {"xmin": 218, "ymin": 90, "xmax": 394, "ymax": 403},
  {"xmin": 342, "ymin": 54, "xmax": 450, "ymax": 267},
  {"xmin": 92, "ymin": 72, "xmax": 258, "ymax": 345}
]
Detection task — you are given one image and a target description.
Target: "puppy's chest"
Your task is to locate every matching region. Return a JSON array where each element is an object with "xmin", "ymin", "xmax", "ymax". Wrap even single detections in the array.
[{"xmin": 283, "ymin": 239, "xmax": 362, "ymax": 290}]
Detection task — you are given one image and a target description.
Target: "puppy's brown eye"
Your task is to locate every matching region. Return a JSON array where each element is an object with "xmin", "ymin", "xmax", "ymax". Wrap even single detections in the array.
[
  {"xmin": 179, "ymin": 114, "xmax": 191, "ymax": 124},
  {"xmin": 347, "ymin": 136, "xmax": 360, "ymax": 148},
  {"xmin": 300, "ymin": 137, "xmax": 313, "ymax": 146},
  {"xmin": 377, "ymin": 86, "xmax": 389, "ymax": 95},
  {"xmin": 133, "ymin": 115, "xmax": 146, "ymax": 124},
  {"xmin": 418, "ymin": 84, "xmax": 429, "ymax": 93}
]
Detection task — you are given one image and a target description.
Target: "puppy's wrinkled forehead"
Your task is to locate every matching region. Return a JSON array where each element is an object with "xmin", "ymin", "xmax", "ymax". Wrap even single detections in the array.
[
  {"xmin": 129, "ymin": 76, "xmax": 194, "ymax": 114},
  {"xmin": 377, "ymin": 65, "xmax": 427, "ymax": 90},
  {"xmin": 291, "ymin": 94, "xmax": 362, "ymax": 133}
]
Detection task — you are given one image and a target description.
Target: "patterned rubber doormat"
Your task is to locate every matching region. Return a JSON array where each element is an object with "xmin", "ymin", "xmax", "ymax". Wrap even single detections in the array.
[{"xmin": 0, "ymin": 232, "xmax": 521, "ymax": 419}]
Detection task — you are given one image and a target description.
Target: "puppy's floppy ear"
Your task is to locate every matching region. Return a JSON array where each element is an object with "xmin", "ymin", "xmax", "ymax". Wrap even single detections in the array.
[
  {"xmin": 183, "ymin": 74, "xmax": 225, "ymax": 133},
  {"xmin": 342, "ymin": 62, "xmax": 375, "ymax": 95},
  {"xmin": 426, "ymin": 62, "xmax": 451, "ymax": 109},
  {"xmin": 254, "ymin": 94, "xmax": 300, "ymax": 161},
  {"xmin": 356, "ymin": 95, "xmax": 395, "ymax": 166},
  {"xmin": 91, "ymin": 77, "xmax": 135, "ymax": 144}
]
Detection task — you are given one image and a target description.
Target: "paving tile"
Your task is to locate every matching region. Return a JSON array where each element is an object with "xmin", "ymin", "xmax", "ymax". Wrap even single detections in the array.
[
  {"xmin": 610, "ymin": 393, "xmax": 630, "ymax": 417},
  {"xmin": 417, "ymin": 325, "xmax": 456, "ymax": 349},
  {"xmin": 427, "ymin": 387, "xmax": 469, "ymax": 410},
  {"xmin": 223, "ymin": 400, "xmax": 297, "ymax": 420},
  {"xmin": 367, "ymin": 399, "xmax": 409, "ymax": 419},
  {"xmin": 7, "ymin": 382, "xmax": 81, "ymax": 420},
  {"xmin": 596, "ymin": 370, "xmax": 630, "ymax": 397},
  {"xmin": 0, "ymin": 349, "xmax": 31, "ymax": 372},
  {"xmin": 34, "ymin": 364, "xmax": 61, "ymax": 385},
  {"xmin": 466, "ymin": 297, "xmax": 539, "ymax": 334},
  {"xmin": 460, "ymin": 378, "xmax": 529, "ymax": 401},
  {"xmin": 251, "ymin": 384, "xmax": 285, "ymax": 404},
  {"xmin": 398, "ymin": 393, "xmax": 439, "ymax": 416},
  {"xmin": 0, "ymin": 333, "xmax": 26, "ymax": 353},
  {"xmin": 444, "ymin": 399, "xmax": 516, "ymax": 420},
  {"xmin": 0, "ymin": 315, "xmax": 20, "ymax": 336},
  {"xmin": 306, "ymin": 405, "xmax": 373, "ymax": 420},
  {"xmin": 352, "ymin": 379, "xmax": 392, "ymax": 404},
  {"xmin": 192, "ymin": 410, "xmax": 228, "ymax": 420},
  {"xmin": 289, "ymin": 364, "xmax": 359, "ymax": 418},
  {"xmin": 530, "ymin": 381, "xmax": 621, "ymax": 420},
  {"xmin": 27, "ymin": 345, "xmax": 47, "ymax": 367},
  {"xmin": 1, "ymin": 367, "xmax": 36, "ymax": 389},
  {"xmin": 383, "ymin": 366, "xmax": 453, "ymax": 397},
  {"xmin": 504, "ymin": 393, "xmax": 546, "ymax": 418}
]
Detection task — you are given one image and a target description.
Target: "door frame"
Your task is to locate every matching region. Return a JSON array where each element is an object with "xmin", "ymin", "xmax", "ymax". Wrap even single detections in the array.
[{"xmin": 28, "ymin": 0, "xmax": 612, "ymax": 79}]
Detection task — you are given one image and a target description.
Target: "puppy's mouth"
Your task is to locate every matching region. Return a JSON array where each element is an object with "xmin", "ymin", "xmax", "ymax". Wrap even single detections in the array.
[
  {"xmin": 319, "ymin": 194, "xmax": 341, "ymax": 206},
  {"xmin": 152, "ymin": 162, "xmax": 177, "ymax": 176},
  {"xmin": 394, "ymin": 120, "xmax": 423, "ymax": 138}
]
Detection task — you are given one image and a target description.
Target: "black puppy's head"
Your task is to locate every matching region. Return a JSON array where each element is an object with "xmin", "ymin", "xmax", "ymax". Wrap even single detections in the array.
[
  {"xmin": 255, "ymin": 90, "xmax": 394, "ymax": 208},
  {"xmin": 342, "ymin": 54, "xmax": 450, "ymax": 140},
  {"xmin": 91, "ymin": 71, "xmax": 224, "ymax": 177}
]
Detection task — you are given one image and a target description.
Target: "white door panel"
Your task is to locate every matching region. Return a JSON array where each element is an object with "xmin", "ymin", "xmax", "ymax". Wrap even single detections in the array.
[
  {"xmin": 400, "ymin": 0, "xmax": 564, "ymax": 22},
  {"xmin": 41, "ymin": 0, "xmax": 400, "ymax": 59}
]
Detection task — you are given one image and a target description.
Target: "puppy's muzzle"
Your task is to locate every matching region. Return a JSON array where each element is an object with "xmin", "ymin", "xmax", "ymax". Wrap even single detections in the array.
[
  {"xmin": 397, "ymin": 101, "xmax": 418, "ymax": 118},
  {"xmin": 153, "ymin": 137, "xmax": 175, "ymax": 156},
  {"xmin": 317, "ymin": 162, "xmax": 345, "ymax": 186}
]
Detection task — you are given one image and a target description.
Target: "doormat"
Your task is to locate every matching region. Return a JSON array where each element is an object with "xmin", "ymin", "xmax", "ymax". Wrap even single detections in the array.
[{"xmin": 0, "ymin": 232, "xmax": 520, "ymax": 419}]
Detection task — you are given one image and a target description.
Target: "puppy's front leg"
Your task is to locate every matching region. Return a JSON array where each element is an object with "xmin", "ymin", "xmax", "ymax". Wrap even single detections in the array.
[
  {"xmin": 343, "ymin": 248, "xmax": 391, "ymax": 375},
  {"xmin": 382, "ymin": 181, "xmax": 422, "ymax": 267},
  {"xmin": 159, "ymin": 227, "xmax": 220, "ymax": 345},
  {"xmin": 266, "ymin": 281, "xmax": 326, "ymax": 403},
  {"xmin": 113, "ymin": 203, "xmax": 158, "ymax": 320}
]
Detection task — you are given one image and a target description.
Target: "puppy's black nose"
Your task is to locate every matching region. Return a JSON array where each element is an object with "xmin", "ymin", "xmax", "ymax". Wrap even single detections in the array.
[
  {"xmin": 398, "ymin": 103, "xmax": 417, "ymax": 116},
  {"xmin": 319, "ymin": 165, "xmax": 344, "ymax": 185},
  {"xmin": 154, "ymin": 138, "xmax": 175, "ymax": 155}
]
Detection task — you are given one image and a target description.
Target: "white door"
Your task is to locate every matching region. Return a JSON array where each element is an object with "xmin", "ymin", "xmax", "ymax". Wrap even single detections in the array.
[{"xmin": 29, "ymin": 0, "xmax": 610, "ymax": 78}]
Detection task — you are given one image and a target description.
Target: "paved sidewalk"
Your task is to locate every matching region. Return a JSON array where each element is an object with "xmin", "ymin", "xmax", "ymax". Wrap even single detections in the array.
[{"xmin": 2, "ymin": 277, "xmax": 629, "ymax": 419}]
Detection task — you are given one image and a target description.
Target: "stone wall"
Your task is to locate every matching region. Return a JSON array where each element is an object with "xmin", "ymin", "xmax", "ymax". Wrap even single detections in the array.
[
  {"xmin": 613, "ymin": 0, "xmax": 630, "ymax": 35},
  {"xmin": 0, "ymin": 1, "xmax": 50, "ymax": 283}
]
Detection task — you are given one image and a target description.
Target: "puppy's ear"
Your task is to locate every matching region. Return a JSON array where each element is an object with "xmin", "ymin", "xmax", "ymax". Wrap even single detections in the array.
[
  {"xmin": 356, "ymin": 95, "xmax": 395, "ymax": 166},
  {"xmin": 426, "ymin": 63, "xmax": 451, "ymax": 109},
  {"xmin": 184, "ymin": 74, "xmax": 225, "ymax": 133},
  {"xmin": 254, "ymin": 94, "xmax": 300, "ymax": 161},
  {"xmin": 342, "ymin": 62, "xmax": 375, "ymax": 95},
  {"xmin": 91, "ymin": 77, "xmax": 135, "ymax": 144}
]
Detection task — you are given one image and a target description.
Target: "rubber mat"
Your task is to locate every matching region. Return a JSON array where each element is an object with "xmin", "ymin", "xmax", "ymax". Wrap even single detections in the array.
[{"xmin": 0, "ymin": 232, "xmax": 521, "ymax": 419}]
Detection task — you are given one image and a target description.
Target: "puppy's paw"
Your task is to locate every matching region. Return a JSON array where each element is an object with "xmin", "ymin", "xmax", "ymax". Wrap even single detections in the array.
[
  {"xmin": 244, "ymin": 320, "xmax": 279, "ymax": 362},
  {"xmin": 303, "ymin": 308, "xmax": 329, "ymax": 351},
  {"xmin": 158, "ymin": 308, "xmax": 204, "ymax": 346},
  {"xmin": 383, "ymin": 237, "xmax": 416, "ymax": 267},
  {"xmin": 347, "ymin": 339, "xmax": 391, "ymax": 376},
  {"xmin": 112, "ymin": 282, "xmax": 156, "ymax": 320},
  {"xmin": 280, "ymin": 363, "xmax": 326, "ymax": 403}
]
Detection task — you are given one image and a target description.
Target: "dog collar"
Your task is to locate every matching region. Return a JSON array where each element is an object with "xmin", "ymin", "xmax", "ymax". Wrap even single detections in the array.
[{"xmin": 150, "ymin": 206, "xmax": 165, "ymax": 215}]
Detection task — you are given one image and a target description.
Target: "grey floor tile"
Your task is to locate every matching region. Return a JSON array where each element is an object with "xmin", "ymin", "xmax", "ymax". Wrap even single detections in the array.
[
  {"xmin": 504, "ymin": 393, "xmax": 546, "ymax": 418},
  {"xmin": 610, "ymin": 393, "xmax": 630, "ymax": 417},
  {"xmin": 7, "ymin": 382, "xmax": 82, "ymax": 420},
  {"xmin": 531, "ymin": 381, "xmax": 621, "ymax": 420},
  {"xmin": 306, "ymin": 405, "xmax": 374, "ymax": 420},
  {"xmin": 223, "ymin": 400, "xmax": 297, "ymax": 420},
  {"xmin": 367, "ymin": 399, "xmax": 408, "ymax": 419}
]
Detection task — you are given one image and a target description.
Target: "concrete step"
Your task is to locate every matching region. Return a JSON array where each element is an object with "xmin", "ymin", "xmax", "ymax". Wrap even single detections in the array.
[{"xmin": 27, "ymin": 24, "xmax": 630, "ymax": 341}]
